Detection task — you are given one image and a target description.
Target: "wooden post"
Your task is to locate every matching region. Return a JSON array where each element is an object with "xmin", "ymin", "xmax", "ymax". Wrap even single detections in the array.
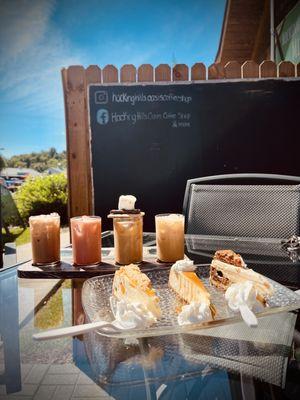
[
  {"xmin": 172, "ymin": 64, "xmax": 189, "ymax": 81},
  {"xmin": 208, "ymin": 63, "xmax": 225, "ymax": 79},
  {"xmin": 61, "ymin": 66, "xmax": 93, "ymax": 218},
  {"xmin": 155, "ymin": 64, "xmax": 171, "ymax": 81},
  {"xmin": 278, "ymin": 61, "xmax": 295, "ymax": 77},
  {"xmin": 120, "ymin": 64, "xmax": 136, "ymax": 82},
  {"xmin": 224, "ymin": 61, "xmax": 241, "ymax": 79},
  {"xmin": 103, "ymin": 65, "xmax": 118, "ymax": 83},
  {"xmin": 138, "ymin": 64, "xmax": 154, "ymax": 82},
  {"xmin": 86, "ymin": 65, "xmax": 102, "ymax": 84},
  {"xmin": 242, "ymin": 61, "xmax": 259, "ymax": 78},
  {"xmin": 259, "ymin": 60, "xmax": 277, "ymax": 78},
  {"xmin": 191, "ymin": 63, "xmax": 206, "ymax": 80}
]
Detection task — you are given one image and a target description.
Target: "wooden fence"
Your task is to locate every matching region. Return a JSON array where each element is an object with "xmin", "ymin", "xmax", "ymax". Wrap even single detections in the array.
[{"xmin": 61, "ymin": 60, "xmax": 300, "ymax": 219}]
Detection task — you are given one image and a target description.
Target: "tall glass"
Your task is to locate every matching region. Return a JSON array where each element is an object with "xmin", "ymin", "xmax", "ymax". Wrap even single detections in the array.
[
  {"xmin": 71, "ymin": 216, "xmax": 102, "ymax": 266},
  {"xmin": 155, "ymin": 213, "xmax": 185, "ymax": 262},
  {"xmin": 29, "ymin": 213, "xmax": 60, "ymax": 266},
  {"xmin": 113, "ymin": 214, "xmax": 143, "ymax": 265}
]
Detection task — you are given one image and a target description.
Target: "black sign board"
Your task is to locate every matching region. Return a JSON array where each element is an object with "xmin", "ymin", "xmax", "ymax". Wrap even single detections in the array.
[{"xmin": 89, "ymin": 80, "xmax": 300, "ymax": 230}]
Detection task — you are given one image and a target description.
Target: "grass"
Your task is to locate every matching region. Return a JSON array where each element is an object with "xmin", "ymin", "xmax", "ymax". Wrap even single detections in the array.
[
  {"xmin": 34, "ymin": 285, "xmax": 64, "ymax": 329},
  {"xmin": 2, "ymin": 226, "xmax": 30, "ymax": 246}
]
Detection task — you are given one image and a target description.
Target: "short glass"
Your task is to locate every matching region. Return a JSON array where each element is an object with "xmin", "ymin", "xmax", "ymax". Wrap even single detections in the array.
[
  {"xmin": 113, "ymin": 214, "xmax": 143, "ymax": 265},
  {"xmin": 71, "ymin": 216, "xmax": 102, "ymax": 266},
  {"xmin": 29, "ymin": 213, "xmax": 60, "ymax": 266},
  {"xmin": 155, "ymin": 213, "xmax": 185, "ymax": 262}
]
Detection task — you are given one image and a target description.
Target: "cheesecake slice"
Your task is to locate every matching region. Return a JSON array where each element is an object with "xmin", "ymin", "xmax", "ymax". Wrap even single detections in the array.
[
  {"xmin": 210, "ymin": 250, "xmax": 273, "ymax": 302},
  {"xmin": 169, "ymin": 268, "xmax": 211, "ymax": 305},
  {"xmin": 112, "ymin": 264, "xmax": 161, "ymax": 320},
  {"xmin": 169, "ymin": 260, "xmax": 216, "ymax": 321}
]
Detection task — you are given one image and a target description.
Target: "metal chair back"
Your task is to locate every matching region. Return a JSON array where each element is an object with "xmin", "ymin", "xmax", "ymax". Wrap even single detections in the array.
[{"xmin": 183, "ymin": 174, "xmax": 300, "ymax": 238}]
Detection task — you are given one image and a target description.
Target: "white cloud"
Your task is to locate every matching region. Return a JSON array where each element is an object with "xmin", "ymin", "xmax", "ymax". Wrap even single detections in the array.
[
  {"xmin": 0, "ymin": 0, "xmax": 83, "ymax": 115},
  {"xmin": 0, "ymin": 0, "xmax": 54, "ymax": 62}
]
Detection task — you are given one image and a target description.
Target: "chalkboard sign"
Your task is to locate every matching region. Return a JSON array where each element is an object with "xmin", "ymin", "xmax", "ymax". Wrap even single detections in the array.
[{"xmin": 88, "ymin": 79, "xmax": 300, "ymax": 231}]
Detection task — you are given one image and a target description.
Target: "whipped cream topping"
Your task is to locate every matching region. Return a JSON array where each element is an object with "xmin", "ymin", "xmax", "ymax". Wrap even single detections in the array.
[
  {"xmin": 225, "ymin": 281, "xmax": 260, "ymax": 312},
  {"xmin": 118, "ymin": 195, "xmax": 137, "ymax": 210},
  {"xmin": 172, "ymin": 259, "xmax": 195, "ymax": 272},
  {"xmin": 113, "ymin": 298, "xmax": 157, "ymax": 329},
  {"xmin": 240, "ymin": 257, "xmax": 247, "ymax": 268},
  {"xmin": 178, "ymin": 301, "xmax": 211, "ymax": 325}
]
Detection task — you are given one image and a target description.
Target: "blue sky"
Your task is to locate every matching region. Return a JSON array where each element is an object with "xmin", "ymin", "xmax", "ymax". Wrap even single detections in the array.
[{"xmin": 0, "ymin": 0, "xmax": 225, "ymax": 158}]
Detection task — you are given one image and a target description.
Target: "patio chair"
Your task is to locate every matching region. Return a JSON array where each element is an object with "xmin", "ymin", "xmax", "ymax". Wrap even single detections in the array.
[{"xmin": 183, "ymin": 173, "xmax": 300, "ymax": 239}]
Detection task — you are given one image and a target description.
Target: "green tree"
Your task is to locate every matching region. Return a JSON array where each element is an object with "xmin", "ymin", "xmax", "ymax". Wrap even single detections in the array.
[
  {"xmin": 6, "ymin": 148, "xmax": 66, "ymax": 172},
  {"xmin": 49, "ymin": 147, "xmax": 57, "ymax": 158},
  {"xmin": 14, "ymin": 173, "xmax": 68, "ymax": 224},
  {"xmin": 0, "ymin": 154, "xmax": 6, "ymax": 172}
]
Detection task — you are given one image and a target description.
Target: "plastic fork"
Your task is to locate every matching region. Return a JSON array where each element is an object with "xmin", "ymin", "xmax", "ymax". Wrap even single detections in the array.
[{"xmin": 32, "ymin": 319, "xmax": 133, "ymax": 341}]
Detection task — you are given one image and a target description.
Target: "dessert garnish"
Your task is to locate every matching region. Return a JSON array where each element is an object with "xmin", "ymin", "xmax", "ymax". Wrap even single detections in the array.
[
  {"xmin": 108, "ymin": 195, "xmax": 145, "ymax": 217},
  {"xmin": 225, "ymin": 281, "xmax": 263, "ymax": 326},
  {"xmin": 169, "ymin": 259, "xmax": 216, "ymax": 325}
]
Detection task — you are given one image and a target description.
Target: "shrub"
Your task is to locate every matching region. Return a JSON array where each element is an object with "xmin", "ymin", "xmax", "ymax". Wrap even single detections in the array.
[{"xmin": 14, "ymin": 173, "xmax": 68, "ymax": 225}]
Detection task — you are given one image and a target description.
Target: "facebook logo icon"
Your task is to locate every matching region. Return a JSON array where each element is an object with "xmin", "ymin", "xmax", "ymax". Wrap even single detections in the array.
[{"xmin": 97, "ymin": 109, "xmax": 109, "ymax": 125}]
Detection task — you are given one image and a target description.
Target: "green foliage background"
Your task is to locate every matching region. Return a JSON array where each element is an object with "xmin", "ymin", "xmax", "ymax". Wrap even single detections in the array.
[
  {"xmin": 5, "ymin": 147, "xmax": 66, "ymax": 172},
  {"xmin": 0, "ymin": 154, "xmax": 5, "ymax": 171},
  {"xmin": 14, "ymin": 173, "xmax": 68, "ymax": 224}
]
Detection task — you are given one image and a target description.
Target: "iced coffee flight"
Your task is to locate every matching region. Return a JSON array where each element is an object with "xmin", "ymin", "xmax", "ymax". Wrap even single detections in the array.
[{"xmin": 108, "ymin": 195, "xmax": 144, "ymax": 265}]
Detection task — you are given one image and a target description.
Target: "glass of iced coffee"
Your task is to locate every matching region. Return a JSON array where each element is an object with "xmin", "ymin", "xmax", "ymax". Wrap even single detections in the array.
[
  {"xmin": 71, "ymin": 216, "xmax": 102, "ymax": 266},
  {"xmin": 29, "ymin": 213, "xmax": 60, "ymax": 266},
  {"xmin": 108, "ymin": 195, "xmax": 144, "ymax": 265},
  {"xmin": 155, "ymin": 213, "xmax": 185, "ymax": 262}
]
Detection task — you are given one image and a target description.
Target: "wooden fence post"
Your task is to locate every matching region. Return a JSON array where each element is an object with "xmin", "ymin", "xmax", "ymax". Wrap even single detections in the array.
[
  {"xmin": 191, "ymin": 63, "xmax": 206, "ymax": 80},
  {"xmin": 278, "ymin": 61, "xmax": 296, "ymax": 77},
  {"xmin": 224, "ymin": 61, "xmax": 241, "ymax": 78},
  {"xmin": 155, "ymin": 64, "xmax": 171, "ymax": 81},
  {"xmin": 120, "ymin": 65, "xmax": 136, "ymax": 82},
  {"xmin": 208, "ymin": 63, "xmax": 225, "ymax": 79},
  {"xmin": 86, "ymin": 65, "xmax": 102, "ymax": 84},
  {"xmin": 138, "ymin": 64, "xmax": 154, "ymax": 82},
  {"xmin": 242, "ymin": 61, "xmax": 259, "ymax": 78},
  {"xmin": 172, "ymin": 64, "xmax": 189, "ymax": 81},
  {"xmin": 259, "ymin": 60, "xmax": 277, "ymax": 78},
  {"xmin": 103, "ymin": 65, "xmax": 118, "ymax": 83},
  {"xmin": 61, "ymin": 66, "xmax": 93, "ymax": 218}
]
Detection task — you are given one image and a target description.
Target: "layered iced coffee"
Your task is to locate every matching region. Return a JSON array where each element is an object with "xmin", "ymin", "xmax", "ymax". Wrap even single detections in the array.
[
  {"xmin": 155, "ymin": 214, "xmax": 185, "ymax": 262},
  {"xmin": 29, "ymin": 213, "xmax": 60, "ymax": 266},
  {"xmin": 108, "ymin": 195, "xmax": 144, "ymax": 265}
]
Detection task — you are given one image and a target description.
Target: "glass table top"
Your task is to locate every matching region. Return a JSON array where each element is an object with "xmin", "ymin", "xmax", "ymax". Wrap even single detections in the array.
[{"xmin": 0, "ymin": 233, "xmax": 300, "ymax": 399}]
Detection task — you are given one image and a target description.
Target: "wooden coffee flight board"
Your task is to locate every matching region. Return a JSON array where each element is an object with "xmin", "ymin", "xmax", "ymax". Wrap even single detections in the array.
[{"xmin": 17, "ymin": 258, "xmax": 171, "ymax": 279}]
